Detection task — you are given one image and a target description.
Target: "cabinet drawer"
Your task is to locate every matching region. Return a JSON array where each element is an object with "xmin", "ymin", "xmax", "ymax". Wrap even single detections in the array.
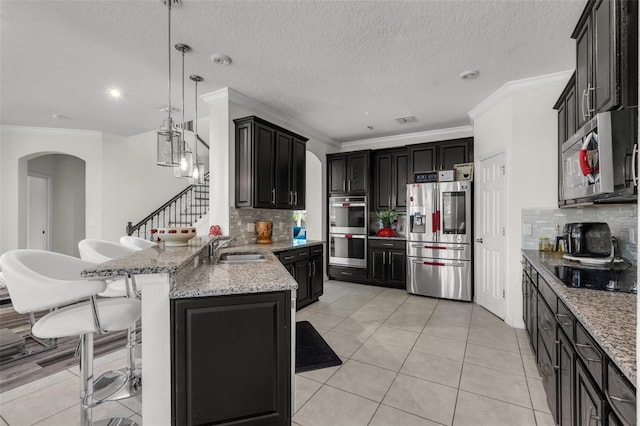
[
  {"xmin": 575, "ymin": 322, "xmax": 604, "ymax": 388},
  {"xmin": 294, "ymin": 248, "xmax": 310, "ymax": 261},
  {"xmin": 309, "ymin": 245, "xmax": 324, "ymax": 257},
  {"xmin": 538, "ymin": 277, "xmax": 557, "ymax": 314},
  {"xmin": 328, "ymin": 265, "xmax": 368, "ymax": 281},
  {"xmin": 606, "ymin": 362, "xmax": 636, "ymax": 426},
  {"xmin": 556, "ymin": 299, "xmax": 575, "ymax": 340},
  {"xmin": 537, "ymin": 292, "xmax": 556, "ymax": 355},
  {"xmin": 369, "ymin": 239, "xmax": 405, "ymax": 250},
  {"xmin": 277, "ymin": 250, "xmax": 298, "ymax": 265}
]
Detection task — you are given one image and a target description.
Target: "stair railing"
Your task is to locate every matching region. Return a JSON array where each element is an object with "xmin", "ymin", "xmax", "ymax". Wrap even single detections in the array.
[{"xmin": 126, "ymin": 173, "xmax": 209, "ymax": 238}]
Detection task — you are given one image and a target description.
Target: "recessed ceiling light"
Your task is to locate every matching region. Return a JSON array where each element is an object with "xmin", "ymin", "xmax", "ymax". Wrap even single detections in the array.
[
  {"xmin": 459, "ymin": 70, "xmax": 479, "ymax": 80},
  {"xmin": 211, "ymin": 54, "xmax": 232, "ymax": 66},
  {"xmin": 109, "ymin": 88, "xmax": 121, "ymax": 98},
  {"xmin": 367, "ymin": 125, "xmax": 374, "ymax": 131},
  {"xmin": 51, "ymin": 113, "xmax": 69, "ymax": 120}
]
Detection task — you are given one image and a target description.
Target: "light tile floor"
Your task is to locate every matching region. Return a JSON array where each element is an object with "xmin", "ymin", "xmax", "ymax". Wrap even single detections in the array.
[{"xmin": 0, "ymin": 280, "xmax": 553, "ymax": 425}]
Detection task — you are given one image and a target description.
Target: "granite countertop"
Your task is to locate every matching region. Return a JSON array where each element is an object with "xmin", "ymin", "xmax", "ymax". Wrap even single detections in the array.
[
  {"xmin": 246, "ymin": 239, "xmax": 324, "ymax": 252},
  {"xmin": 522, "ymin": 250, "xmax": 637, "ymax": 384},
  {"xmin": 368, "ymin": 235, "xmax": 406, "ymax": 241}
]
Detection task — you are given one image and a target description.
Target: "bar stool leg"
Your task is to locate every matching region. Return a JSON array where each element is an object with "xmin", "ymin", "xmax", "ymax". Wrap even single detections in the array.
[{"xmin": 79, "ymin": 333, "xmax": 94, "ymax": 426}]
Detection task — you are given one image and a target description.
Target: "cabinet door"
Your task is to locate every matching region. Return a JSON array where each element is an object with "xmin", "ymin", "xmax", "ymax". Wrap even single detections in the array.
[
  {"xmin": 274, "ymin": 131, "xmax": 293, "ymax": 209},
  {"xmin": 575, "ymin": 17, "xmax": 593, "ymax": 128},
  {"xmin": 557, "ymin": 101, "xmax": 567, "ymax": 146},
  {"xmin": 393, "ymin": 152, "xmax": 408, "ymax": 210},
  {"xmin": 593, "ymin": 0, "xmax": 616, "ymax": 112},
  {"xmin": 566, "ymin": 83, "xmax": 577, "ymax": 137},
  {"xmin": 295, "ymin": 260, "xmax": 310, "ymax": 306},
  {"xmin": 347, "ymin": 152, "xmax": 369, "ymax": 194},
  {"xmin": 522, "ymin": 273, "xmax": 529, "ymax": 326},
  {"xmin": 576, "ymin": 360, "xmax": 604, "ymax": 426},
  {"xmin": 172, "ymin": 292, "xmax": 291, "ymax": 426},
  {"xmin": 437, "ymin": 139, "xmax": 472, "ymax": 170},
  {"xmin": 310, "ymin": 256, "xmax": 323, "ymax": 299},
  {"xmin": 369, "ymin": 248, "xmax": 386, "ymax": 283},
  {"xmin": 328, "ymin": 154, "xmax": 347, "ymax": 194},
  {"xmin": 373, "ymin": 152, "xmax": 393, "ymax": 211},
  {"xmin": 235, "ymin": 121, "xmax": 253, "ymax": 207},
  {"xmin": 408, "ymin": 144, "xmax": 436, "ymax": 180},
  {"xmin": 527, "ymin": 282, "xmax": 538, "ymax": 356},
  {"xmin": 292, "ymin": 138, "xmax": 306, "ymax": 209},
  {"xmin": 558, "ymin": 330, "xmax": 575, "ymax": 426},
  {"xmin": 387, "ymin": 250, "xmax": 406, "ymax": 287},
  {"xmin": 254, "ymin": 123, "xmax": 276, "ymax": 208}
]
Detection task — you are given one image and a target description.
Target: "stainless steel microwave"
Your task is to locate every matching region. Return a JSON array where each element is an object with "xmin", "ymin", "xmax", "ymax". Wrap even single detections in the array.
[{"xmin": 560, "ymin": 108, "xmax": 637, "ymax": 206}]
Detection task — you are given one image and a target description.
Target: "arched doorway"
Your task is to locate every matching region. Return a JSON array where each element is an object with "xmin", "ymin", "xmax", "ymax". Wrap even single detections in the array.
[
  {"xmin": 305, "ymin": 151, "xmax": 322, "ymax": 240},
  {"xmin": 26, "ymin": 154, "xmax": 86, "ymax": 256}
]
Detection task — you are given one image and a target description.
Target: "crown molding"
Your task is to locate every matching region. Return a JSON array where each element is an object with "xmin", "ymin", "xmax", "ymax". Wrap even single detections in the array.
[
  {"xmin": 468, "ymin": 70, "xmax": 573, "ymax": 123},
  {"xmin": 341, "ymin": 125, "xmax": 474, "ymax": 151},
  {"xmin": 200, "ymin": 87, "xmax": 341, "ymax": 148},
  {"xmin": 0, "ymin": 125, "xmax": 103, "ymax": 137}
]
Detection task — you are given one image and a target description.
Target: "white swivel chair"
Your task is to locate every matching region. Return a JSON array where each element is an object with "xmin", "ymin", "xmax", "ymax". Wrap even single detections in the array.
[
  {"xmin": 0, "ymin": 250, "xmax": 140, "ymax": 426},
  {"xmin": 119, "ymin": 236, "xmax": 157, "ymax": 251}
]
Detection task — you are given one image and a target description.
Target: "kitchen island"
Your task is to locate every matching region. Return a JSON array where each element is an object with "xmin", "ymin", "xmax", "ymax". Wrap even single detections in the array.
[{"xmin": 83, "ymin": 237, "xmax": 322, "ymax": 425}]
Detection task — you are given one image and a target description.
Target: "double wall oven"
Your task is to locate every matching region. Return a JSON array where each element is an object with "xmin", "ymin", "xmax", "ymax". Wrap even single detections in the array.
[{"xmin": 329, "ymin": 196, "xmax": 367, "ymax": 268}]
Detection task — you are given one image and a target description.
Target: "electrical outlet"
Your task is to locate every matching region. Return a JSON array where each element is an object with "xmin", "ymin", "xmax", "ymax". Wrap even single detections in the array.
[
  {"xmin": 247, "ymin": 222, "xmax": 255, "ymax": 233},
  {"xmin": 522, "ymin": 224, "xmax": 532, "ymax": 236}
]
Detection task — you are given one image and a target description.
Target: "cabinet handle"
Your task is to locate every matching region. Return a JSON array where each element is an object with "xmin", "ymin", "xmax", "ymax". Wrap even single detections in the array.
[
  {"xmin": 606, "ymin": 390, "xmax": 634, "ymax": 425},
  {"xmin": 284, "ymin": 255, "xmax": 294, "ymax": 260},
  {"xmin": 381, "ymin": 243, "xmax": 394, "ymax": 247},
  {"xmin": 294, "ymin": 191, "xmax": 298, "ymax": 206},
  {"xmin": 538, "ymin": 319, "xmax": 552, "ymax": 331},
  {"xmin": 586, "ymin": 84, "xmax": 595, "ymax": 115},
  {"xmin": 308, "ymin": 263, "xmax": 312, "ymax": 278},
  {"xmin": 382, "ymin": 253, "xmax": 386, "ymax": 265},
  {"xmin": 271, "ymin": 188, "xmax": 276, "ymax": 205},
  {"xmin": 348, "ymin": 180, "xmax": 351, "ymax": 193},
  {"xmin": 388, "ymin": 252, "xmax": 392, "ymax": 265},
  {"xmin": 632, "ymin": 144, "xmax": 638, "ymax": 186},
  {"xmin": 388, "ymin": 196, "xmax": 391, "ymax": 207},
  {"xmin": 609, "ymin": 395, "xmax": 634, "ymax": 404},
  {"xmin": 343, "ymin": 179, "xmax": 346, "ymax": 192},
  {"xmin": 581, "ymin": 89, "xmax": 587, "ymax": 121},
  {"xmin": 340, "ymin": 271, "xmax": 352, "ymax": 276}
]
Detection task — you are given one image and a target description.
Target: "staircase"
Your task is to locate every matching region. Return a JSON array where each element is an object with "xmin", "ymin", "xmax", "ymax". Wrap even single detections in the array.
[{"xmin": 126, "ymin": 174, "xmax": 209, "ymax": 239}]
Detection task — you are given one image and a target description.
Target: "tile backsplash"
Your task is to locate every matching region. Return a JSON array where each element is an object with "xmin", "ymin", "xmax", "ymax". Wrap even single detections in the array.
[
  {"xmin": 229, "ymin": 207, "xmax": 295, "ymax": 246},
  {"xmin": 521, "ymin": 205, "xmax": 637, "ymax": 264}
]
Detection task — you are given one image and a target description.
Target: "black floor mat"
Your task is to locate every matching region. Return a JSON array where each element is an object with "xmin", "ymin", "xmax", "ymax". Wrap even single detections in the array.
[{"xmin": 295, "ymin": 321, "xmax": 342, "ymax": 374}]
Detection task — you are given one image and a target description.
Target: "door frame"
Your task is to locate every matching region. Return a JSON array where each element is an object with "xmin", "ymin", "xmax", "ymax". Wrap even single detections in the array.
[
  {"xmin": 474, "ymin": 148, "xmax": 508, "ymax": 319},
  {"xmin": 27, "ymin": 171, "xmax": 53, "ymax": 251}
]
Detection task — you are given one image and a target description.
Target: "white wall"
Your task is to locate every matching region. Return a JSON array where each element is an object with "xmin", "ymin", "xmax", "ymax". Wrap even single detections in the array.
[{"xmin": 472, "ymin": 76, "xmax": 567, "ymax": 328}]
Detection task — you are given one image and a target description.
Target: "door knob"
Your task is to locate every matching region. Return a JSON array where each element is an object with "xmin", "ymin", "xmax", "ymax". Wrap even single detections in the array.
[{"xmin": 476, "ymin": 238, "xmax": 483, "ymax": 243}]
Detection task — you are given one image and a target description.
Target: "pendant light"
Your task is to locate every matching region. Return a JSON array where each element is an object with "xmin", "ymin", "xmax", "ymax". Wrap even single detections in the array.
[
  {"xmin": 156, "ymin": 0, "xmax": 182, "ymax": 167},
  {"xmin": 174, "ymin": 43, "xmax": 194, "ymax": 178},
  {"xmin": 189, "ymin": 74, "xmax": 205, "ymax": 185}
]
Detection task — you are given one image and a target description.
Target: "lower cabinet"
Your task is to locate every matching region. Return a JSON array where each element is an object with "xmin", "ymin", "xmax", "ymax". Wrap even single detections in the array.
[
  {"xmin": 278, "ymin": 245, "xmax": 323, "ymax": 310},
  {"xmin": 172, "ymin": 291, "xmax": 291, "ymax": 426},
  {"xmin": 558, "ymin": 330, "xmax": 575, "ymax": 426},
  {"xmin": 368, "ymin": 239, "xmax": 406, "ymax": 288},
  {"xmin": 576, "ymin": 359, "xmax": 605, "ymax": 426}
]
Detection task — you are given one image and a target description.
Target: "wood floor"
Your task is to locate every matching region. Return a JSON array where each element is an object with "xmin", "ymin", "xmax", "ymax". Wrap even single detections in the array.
[{"xmin": 0, "ymin": 303, "xmax": 132, "ymax": 392}]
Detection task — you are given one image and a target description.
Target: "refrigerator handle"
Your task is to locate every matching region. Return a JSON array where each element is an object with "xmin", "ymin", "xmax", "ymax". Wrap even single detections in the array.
[{"xmin": 435, "ymin": 210, "xmax": 441, "ymax": 231}]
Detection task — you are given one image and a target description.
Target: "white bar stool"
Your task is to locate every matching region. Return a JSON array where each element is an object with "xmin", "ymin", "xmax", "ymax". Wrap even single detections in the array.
[
  {"xmin": 0, "ymin": 250, "xmax": 140, "ymax": 426},
  {"xmin": 119, "ymin": 236, "xmax": 157, "ymax": 251}
]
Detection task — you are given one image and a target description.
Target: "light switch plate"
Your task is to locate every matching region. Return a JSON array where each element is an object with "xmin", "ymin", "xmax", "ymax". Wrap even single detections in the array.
[
  {"xmin": 247, "ymin": 222, "xmax": 255, "ymax": 232},
  {"xmin": 522, "ymin": 224, "xmax": 532, "ymax": 235}
]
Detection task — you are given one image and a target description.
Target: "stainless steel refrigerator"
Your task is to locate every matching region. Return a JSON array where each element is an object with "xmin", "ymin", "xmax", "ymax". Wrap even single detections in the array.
[{"xmin": 406, "ymin": 181, "xmax": 473, "ymax": 301}]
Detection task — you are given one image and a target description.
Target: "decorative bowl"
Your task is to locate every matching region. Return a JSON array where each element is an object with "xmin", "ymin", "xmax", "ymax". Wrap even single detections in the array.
[
  {"xmin": 155, "ymin": 227, "xmax": 197, "ymax": 247},
  {"xmin": 376, "ymin": 227, "xmax": 397, "ymax": 237}
]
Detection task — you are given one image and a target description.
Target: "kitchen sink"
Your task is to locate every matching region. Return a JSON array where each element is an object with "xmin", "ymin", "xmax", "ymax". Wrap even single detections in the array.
[{"xmin": 217, "ymin": 252, "xmax": 267, "ymax": 264}]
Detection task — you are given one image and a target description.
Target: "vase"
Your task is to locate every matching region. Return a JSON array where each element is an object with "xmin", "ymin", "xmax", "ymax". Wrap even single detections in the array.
[
  {"xmin": 376, "ymin": 226, "xmax": 397, "ymax": 237},
  {"xmin": 255, "ymin": 221, "xmax": 273, "ymax": 244}
]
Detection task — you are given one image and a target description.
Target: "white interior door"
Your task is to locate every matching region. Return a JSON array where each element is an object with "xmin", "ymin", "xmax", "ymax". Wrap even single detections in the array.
[
  {"xmin": 28, "ymin": 174, "xmax": 51, "ymax": 251},
  {"xmin": 475, "ymin": 152, "xmax": 506, "ymax": 318}
]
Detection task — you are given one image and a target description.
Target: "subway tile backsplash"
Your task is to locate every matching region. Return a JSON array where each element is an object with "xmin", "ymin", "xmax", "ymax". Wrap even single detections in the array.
[
  {"xmin": 229, "ymin": 207, "xmax": 295, "ymax": 246},
  {"xmin": 521, "ymin": 205, "xmax": 637, "ymax": 264}
]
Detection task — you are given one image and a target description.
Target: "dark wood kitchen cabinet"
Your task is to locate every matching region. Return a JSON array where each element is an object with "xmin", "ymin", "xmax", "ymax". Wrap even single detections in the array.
[
  {"xmin": 572, "ymin": 0, "xmax": 638, "ymax": 127},
  {"xmin": 278, "ymin": 245, "xmax": 323, "ymax": 310},
  {"xmin": 327, "ymin": 151, "xmax": 370, "ymax": 195},
  {"xmin": 558, "ymin": 330, "xmax": 575, "ymax": 426},
  {"xmin": 554, "ymin": 72, "xmax": 577, "ymax": 146},
  {"xmin": 234, "ymin": 116, "xmax": 308, "ymax": 210},
  {"xmin": 172, "ymin": 291, "xmax": 291, "ymax": 426},
  {"xmin": 372, "ymin": 149, "xmax": 408, "ymax": 211},
  {"xmin": 368, "ymin": 239, "xmax": 405, "ymax": 288},
  {"xmin": 576, "ymin": 359, "xmax": 605, "ymax": 426},
  {"xmin": 408, "ymin": 138, "xmax": 473, "ymax": 182}
]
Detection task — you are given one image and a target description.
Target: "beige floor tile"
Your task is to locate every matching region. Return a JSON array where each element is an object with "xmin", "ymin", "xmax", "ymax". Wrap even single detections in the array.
[
  {"xmin": 468, "ymin": 326, "xmax": 519, "ymax": 353},
  {"xmin": 383, "ymin": 311, "xmax": 428, "ymax": 334},
  {"xmin": 67, "ymin": 349, "xmax": 128, "ymax": 376},
  {"xmin": 522, "ymin": 354, "xmax": 542, "ymax": 379},
  {"xmin": 403, "ymin": 295, "xmax": 439, "ymax": 310},
  {"xmin": 429, "ymin": 309, "xmax": 471, "ymax": 327},
  {"xmin": 394, "ymin": 303, "xmax": 434, "ymax": 319},
  {"xmin": 322, "ymin": 331, "xmax": 365, "ymax": 358},
  {"xmin": 0, "ymin": 369, "xmax": 76, "ymax": 404},
  {"xmin": 453, "ymin": 390, "xmax": 536, "ymax": 426},
  {"xmin": 422, "ymin": 320, "xmax": 469, "ymax": 341},
  {"xmin": 32, "ymin": 400, "xmax": 136, "ymax": 426},
  {"xmin": 370, "ymin": 326, "xmax": 420, "ymax": 350},
  {"xmin": 0, "ymin": 416, "xmax": 7, "ymax": 426},
  {"xmin": 317, "ymin": 300, "xmax": 366, "ymax": 317},
  {"xmin": 327, "ymin": 360, "xmax": 396, "ymax": 402},
  {"xmin": 534, "ymin": 410, "xmax": 556, "ymax": 426},
  {"xmin": 470, "ymin": 307, "xmax": 512, "ymax": 331},
  {"xmin": 128, "ymin": 413, "xmax": 142, "ymax": 425},
  {"xmin": 295, "ymin": 309, "xmax": 315, "ymax": 321},
  {"xmin": 351, "ymin": 340, "xmax": 410, "ymax": 372},
  {"xmin": 330, "ymin": 318, "xmax": 381, "ymax": 340},
  {"xmin": 350, "ymin": 305, "xmax": 397, "ymax": 323},
  {"xmin": 527, "ymin": 377, "xmax": 552, "ymax": 413},
  {"xmin": 0, "ymin": 376, "xmax": 79, "ymax": 425},
  {"xmin": 298, "ymin": 365, "xmax": 342, "ymax": 384},
  {"xmin": 459, "ymin": 364, "xmax": 531, "ymax": 408},
  {"xmin": 382, "ymin": 374, "xmax": 457, "ymax": 425},
  {"xmin": 413, "ymin": 334, "xmax": 467, "ymax": 361},
  {"xmin": 463, "ymin": 343, "xmax": 525, "ymax": 376},
  {"xmin": 369, "ymin": 405, "xmax": 441, "ymax": 426},
  {"xmin": 400, "ymin": 350, "xmax": 462, "ymax": 388},
  {"xmin": 518, "ymin": 337, "xmax": 536, "ymax": 358},
  {"xmin": 295, "ymin": 375, "xmax": 322, "ymax": 412},
  {"xmin": 292, "ymin": 385, "xmax": 378, "ymax": 426},
  {"xmin": 119, "ymin": 394, "xmax": 142, "ymax": 413},
  {"xmin": 306, "ymin": 312, "xmax": 345, "ymax": 334}
]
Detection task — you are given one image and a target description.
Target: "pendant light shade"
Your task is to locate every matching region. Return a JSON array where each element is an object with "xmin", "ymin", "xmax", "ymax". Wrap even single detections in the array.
[
  {"xmin": 157, "ymin": 0, "xmax": 182, "ymax": 167},
  {"xmin": 189, "ymin": 74, "xmax": 205, "ymax": 185},
  {"xmin": 174, "ymin": 43, "xmax": 193, "ymax": 178}
]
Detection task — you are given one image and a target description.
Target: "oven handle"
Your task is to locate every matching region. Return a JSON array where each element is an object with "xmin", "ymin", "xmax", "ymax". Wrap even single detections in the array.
[
  {"xmin": 332, "ymin": 234, "xmax": 366, "ymax": 239},
  {"xmin": 411, "ymin": 260, "xmax": 466, "ymax": 267},
  {"xmin": 330, "ymin": 203, "xmax": 366, "ymax": 208}
]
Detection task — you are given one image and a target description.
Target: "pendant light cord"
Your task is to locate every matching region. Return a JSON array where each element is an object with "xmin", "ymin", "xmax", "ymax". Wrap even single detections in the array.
[
  {"xmin": 167, "ymin": 0, "xmax": 172, "ymax": 124},
  {"xmin": 194, "ymin": 79, "xmax": 198, "ymax": 159},
  {"xmin": 181, "ymin": 48, "xmax": 185, "ymax": 146}
]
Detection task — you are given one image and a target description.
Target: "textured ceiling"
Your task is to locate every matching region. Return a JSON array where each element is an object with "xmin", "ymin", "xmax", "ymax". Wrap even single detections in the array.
[{"xmin": 0, "ymin": 0, "xmax": 586, "ymax": 143}]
